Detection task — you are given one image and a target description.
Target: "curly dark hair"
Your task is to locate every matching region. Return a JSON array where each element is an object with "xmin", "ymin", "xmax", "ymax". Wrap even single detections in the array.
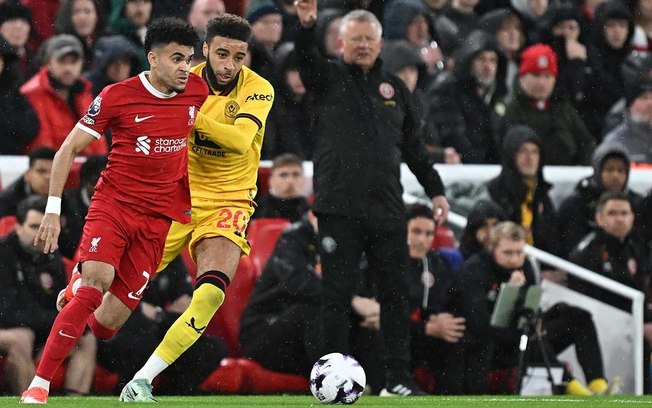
[
  {"xmin": 406, "ymin": 203, "xmax": 434, "ymax": 221},
  {"xmin": 144, "ymin": 17, "xmax": 200, "ymax": 53},
  {"xmin": 205, "ymin": 13, "xmax": 252, "ymax": 44}
]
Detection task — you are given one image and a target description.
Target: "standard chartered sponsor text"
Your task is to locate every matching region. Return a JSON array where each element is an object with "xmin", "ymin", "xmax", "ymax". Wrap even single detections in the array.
[{"xmin": 155, "ymin": 138, "xmax": 186, "ymax": 153}]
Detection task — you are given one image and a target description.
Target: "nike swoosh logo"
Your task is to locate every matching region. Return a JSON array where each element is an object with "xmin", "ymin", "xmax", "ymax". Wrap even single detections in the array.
[
  {"xmin": 135, "ymin": 115, "xmax": 154, "ymax": 123},
  {"xmin": 58, "ymin": 330, "xmax": 75, "ymax": 339},
  {"xmin": 127, "ymin": 292, "xmax": 141, "ymax": 300}
]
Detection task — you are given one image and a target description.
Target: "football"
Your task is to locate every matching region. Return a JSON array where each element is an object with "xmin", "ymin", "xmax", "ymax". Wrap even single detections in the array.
[{"xmin": 310, "ymin": 353, "xmax": 366, "ymax": 405}]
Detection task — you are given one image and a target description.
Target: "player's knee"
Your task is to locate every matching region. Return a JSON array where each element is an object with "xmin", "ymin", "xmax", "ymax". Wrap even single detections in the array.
[{"xmin": 87, "ymin": 314, "xmax": 119, "ymax": 340}]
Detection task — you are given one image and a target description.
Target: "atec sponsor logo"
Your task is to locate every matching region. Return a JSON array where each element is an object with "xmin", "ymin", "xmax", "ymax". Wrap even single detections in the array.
[{"xmin": 245, "ymin": 93, "xmax": 273, "ymax": 102}]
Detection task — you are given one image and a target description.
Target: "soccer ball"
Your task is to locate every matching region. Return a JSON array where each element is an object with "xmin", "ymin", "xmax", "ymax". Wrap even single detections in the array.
[{"xmin": 310, "ymin": 353, "xmax": 366, "ymax": 405}]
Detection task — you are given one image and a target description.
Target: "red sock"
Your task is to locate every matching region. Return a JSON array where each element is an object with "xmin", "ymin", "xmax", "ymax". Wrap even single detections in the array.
[
  {"xmin": 87, "ymin": 314, "xmax": 118, "ymax": 339},
  {"xmin": 36, "ymin": 286, "xmax": 103, "ymax": 381}
]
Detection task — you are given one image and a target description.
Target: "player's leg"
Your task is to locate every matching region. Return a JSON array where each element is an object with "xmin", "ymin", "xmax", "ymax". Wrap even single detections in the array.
[
  {"xmin": 64, "ymin": 331, "xmax": 97, "ymax": 395},
  {"xmin": 0, "ymin": 328, "xmax": 35, "ymax": 395},
  {"xmin": 21, "ymin": 260, "xmax": 113, "ymax": 404}
]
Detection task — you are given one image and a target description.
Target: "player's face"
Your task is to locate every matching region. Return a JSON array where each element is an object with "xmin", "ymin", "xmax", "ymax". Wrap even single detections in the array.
[
  {"xmin": 24, "ymin": 159, "xmax": 52, "ymax": 196},
  {"xmin": 16, "ymin": 210, "xmax": 44, "ymax": 253},
  {"xmin": 204, "ymin": 36, "xmax": 248, "ymax": 86},
  {"xmin": 149, "ymin": 42, "xmax": 194, "ymax": 93},
  {"xmin": 493, "ymin": 238, "xmax": 526, "ymax": 270},
  {"xmin": 407, "ymin": 216, "xmax": 436, "ymax": 259},
  {"xmin": 339, "ymin": 20, "xmax": 382, "ymax": 72}
]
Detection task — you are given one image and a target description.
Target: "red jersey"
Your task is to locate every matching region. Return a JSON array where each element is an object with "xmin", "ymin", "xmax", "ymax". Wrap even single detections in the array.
[{"xmin": 75, "ymin": 72, "xmax": 208, "ymax": 223}]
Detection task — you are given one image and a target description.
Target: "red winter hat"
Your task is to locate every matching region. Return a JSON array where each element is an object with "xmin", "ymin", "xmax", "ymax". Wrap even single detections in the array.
[{"xmin": 518, "ymin": 44, "xmax": 558, "ymax": 77}]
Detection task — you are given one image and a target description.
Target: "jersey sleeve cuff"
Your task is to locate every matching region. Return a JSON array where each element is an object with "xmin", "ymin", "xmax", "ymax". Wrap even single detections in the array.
[{"xmin": 75, "ymin": 123, "xmax": 102, "ymax": 139}]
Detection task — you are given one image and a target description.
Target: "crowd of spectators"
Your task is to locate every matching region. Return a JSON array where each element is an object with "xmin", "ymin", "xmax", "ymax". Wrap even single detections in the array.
[{"xmin": 0, "ymin": 0, "xmax": 652, "ymax": 398}]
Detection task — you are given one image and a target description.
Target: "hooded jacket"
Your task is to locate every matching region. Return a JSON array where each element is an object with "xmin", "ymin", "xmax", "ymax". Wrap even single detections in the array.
[
  {"xmin": 428, "ymin": 30, "xmax": 507, "ymax": 164},
  {"xmin": 602, "ymin": 115, "xmax": 652, "ymax": 165},
  {"xmin": 486, "ymin": 125, "xmax": 561, "ymax": 255},
  {"xmin": 460, "ymin": 199, "xmax": 508, "ymax": 259},
  {"xmin": 383, "ymin": 0, "xmax": 437, "ymax": 43},
  {"xmin": 314, "ymin": 8, "xmax": 344, "ymax": 59},
  {"xmin": 0, "ymin": 39, "xmax": 39, "ymax": 154},
  {"xmin": 85, "ymin": 34, "xmax": 141, "ymax": 97},
  {"xmin": 558, "ymin": 143, "xmax": 641, "ymax": 256}
]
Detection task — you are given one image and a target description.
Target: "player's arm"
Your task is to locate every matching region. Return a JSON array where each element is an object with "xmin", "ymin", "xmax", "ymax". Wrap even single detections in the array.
[
  {"xmin": 194, "ymin": 112, "xmax": 260, "ymax": 155},
  {"xmin": 35, "ymin": 127, "xmax": 97, "ymax": 253}
]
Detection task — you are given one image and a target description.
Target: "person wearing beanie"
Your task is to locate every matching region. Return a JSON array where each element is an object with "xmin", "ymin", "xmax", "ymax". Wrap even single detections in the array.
[
  {"xmin": 504, "ymin": 43, "xmax": 595, "ymax": 165},
  {"xmin": 485, "ymin": 124, "xmax": 561, "ymax": 255},
  {"xmin": 583, "ymin": 0, "xmax": 635, "ymax": 138},
  {"xmin": 247, "ymin": 4, "xmax": 283, "ymax": 81},
  {"xmin": 558, "ymin": 143, "xmax": 642, "ymax": 257},
  {"xmin": 601, "ymin": 77, "xmax": 652, "ymax": 164},
  {"xmin": 247, "ymin": 0, "xmax": 299, "ymax": 43},
  {"xmin": 0, "ymin": 2, "xmax": 35, "ymax": 84},
  {"xmin": 428, "ymin": 30, "xmax": 507, "ymax": 164}
]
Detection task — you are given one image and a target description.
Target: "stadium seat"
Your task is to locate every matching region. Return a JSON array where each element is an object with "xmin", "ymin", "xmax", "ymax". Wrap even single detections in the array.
[
  {"xmin": 256, "ymin": 166, "xmax": 271, "ymax": 197},
  {"xmin": 432, "ymin": 225, "xmax": 456, "ymax": 249},
  {"xmin": 247, "ymin": 218, "xmax": 290, "ymax": 273},
  {"xmin": 199, "ymin": 357, "xmax": 308, "ymax": 394},
  {"xmin": 0, "ymin": 216, "xmax": 17, "ymax": 237}
]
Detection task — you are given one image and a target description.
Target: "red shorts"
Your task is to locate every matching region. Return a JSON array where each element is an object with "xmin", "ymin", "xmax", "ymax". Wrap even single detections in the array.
[{"xmin": 78, "ymin": 192, "xmax": 172, "ymax": 311}]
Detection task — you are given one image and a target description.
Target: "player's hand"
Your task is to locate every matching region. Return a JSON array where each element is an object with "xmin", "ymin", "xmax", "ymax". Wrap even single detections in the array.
[
  {"xmin": 432, "ymin": 195, "xmax": 449, "ymax": 225},
  {"xmin": 35, "ymin": 213, "xmax": 61, "ymax": 253},
  {"xmin": 294, "ymin": 0, "xmax": 317, "ymax": 27},
  {"xmin": 425, "ymin": 313, "xmax": 465, "ymax": 343}
]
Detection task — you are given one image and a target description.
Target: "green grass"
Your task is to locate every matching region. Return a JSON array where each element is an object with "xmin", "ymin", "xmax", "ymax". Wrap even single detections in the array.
[{"xmin": 2, "ymin": 395, "xmax": 652, "ymax": 407}]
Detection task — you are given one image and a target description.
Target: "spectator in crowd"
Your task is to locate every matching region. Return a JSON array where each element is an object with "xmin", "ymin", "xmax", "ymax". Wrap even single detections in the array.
[
  {"xmin": 239, "ymin": 211, "xmax": 323, "ymax": 377},
  {"xmin": 584, "ymin": 0, "xmax": 634, "ymax": 139},
  {"xmin": 558, "ymin": 144, "xmax": 642, "ymax": 257},
  {"xmin": 247, "ymin": 4, "xmax": 284, "ymax": 81},
  {"xmin": 460, "ymin": 221, "xmax": 611, "ymax": 395},
  {"xmin": 247, "ymin": 0, "xmax": 299, "ymax": 43},
  {"xmin": 459, "ymin": 199, "xmax": 507, "ymax": 259},
  {"xmin": 54, "ymin": 0, "xmax": 108, "ymax": 71},
  {"xmin": 20, "ymin": 34, "xmax": 108, "ymax": 156},
  {"xmin": 0, "ymin": 147, "xmax": 54, "ymax": 219},
  {"xmin": 241, "ymin": 210, "xmax": 384, "ymax": 392},
  {"xmin": 601, "ymin": 77, "xmax": 652, "ymax": 164},
  {"xmin": 382, "ymin": 40, "xmax": 455, "ymax": 163},
  {"xmin": 405, "ymin": 204, "xmax": 465, "ymax": 394},
  {"xmin": 0, "ymin": 196, "xmax": 96, "ymax": 396},
  {"xmin": 60, "ymin": 154, "xmax": 108, "ymax": 259},
  {"xmin": 422, "ymin": 0, "xmax": 448, "ymax": 20},
  {"xmin": 0, "ymin": 37, "xmax": 39, "ymax": 155},
  {"xmin": 295, "ymin": 2, "xmax": 449, "ymax": 396},
  {"xmin": 109, "ymin": 0, "xmax": 153, "ymax": 71},
  {"xmin": 99, "ymin": 257, "xmax": 226, "ymax": 394},
  {"xmin": 637, "ymin": 186, "xmax": 652, "ymax": 249},
  {"xmin": 383, "ymin": 0, "xmax": 444, "ymax": 81},
  {"xmin": 187, "ymin": 0, "xmax": 225, "ymax": 65},
  {"xmin": 0, "ymin": 3, "xmax": 36, "ymax": 84},
  {"xmin": 84, "ymin": 34, "xmax": 140, "ymax": 96},
  {"xmin": 569, "ymin": 191, "xmax": 651, "ymax": 325},
  {"xmin": 428, "ymin": 30, "xmax": 506, "ymax": 164},
  {"xmin": 313, "ymin": 7, "xmax": 343, "ymax": 58},
  {"xmin": 263, "ymin": 43, "xmax": 314, "ymax": 159},
  {"xmin": 505, "ymin": 43, "xmax": 595, "ymax": 166},
  {"xmin": 20, "ymin": 0, "xmax": 59, "ymax": 51},
  {"xmin": 509, "ymin": 0, "xmax": 548, "ymax": 44},
  {"xmin": 253, "ymin": 153, "xmax": 310, "ymax": 222},
  {"xmin": 477, "ymin": 8, "xmax": 525, "ymax": 99},
  {"xmin": 486, "ymin": 125, "xmax": 561, "ymax": 256},
  {"xmin": 439, "ymin": 0, "xmax": 480, "ymax": 53},
  {"xmin": 539, "ymin": 4, "xmax": 589, "ymax": 109},
  {"xmin": 631, "ymin": 0, "xmax": 652, "ymax": 52}
]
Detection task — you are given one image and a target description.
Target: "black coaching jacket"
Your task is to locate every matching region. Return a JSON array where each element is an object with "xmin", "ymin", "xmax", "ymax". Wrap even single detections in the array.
[{"xmin": 295, "ymin": 23, "xmax": 444, "ymax": 219}]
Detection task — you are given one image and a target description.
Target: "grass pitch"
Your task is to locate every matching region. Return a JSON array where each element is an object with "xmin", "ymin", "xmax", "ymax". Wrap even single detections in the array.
[{"xmin": 2, "ymin": 395, "xmax": 652, "ymax": 407}]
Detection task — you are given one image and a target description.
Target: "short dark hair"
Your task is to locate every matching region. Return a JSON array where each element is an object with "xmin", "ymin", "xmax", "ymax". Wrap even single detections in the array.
[
  {"xmin": 205, "ymin": 13, "xmax": 252, "ymax": 44},
  {"xmin": 16, "ymin": 195, "xmax": 47, "ymax": 224},
  {"xmin": 271, "ymin": 153, "xmax": 303, "ymax": 171},
  {"xmin": 596, "ymin": 191, "xmax": 631, "ymax": 213},
  {"xmin": 145, "ymin": 17, "xmax": 200, "ymax": 53},
  {"xmin": 80, "ymin": 155, "xmax": 108, "ymax": 186},
  {"xmin": 28, "ymin": 147, "xmax": 56, "ymax": 167},
  {"xmin": 406, "ymin": 203, "xmax": 434, "ymax": 222}
]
